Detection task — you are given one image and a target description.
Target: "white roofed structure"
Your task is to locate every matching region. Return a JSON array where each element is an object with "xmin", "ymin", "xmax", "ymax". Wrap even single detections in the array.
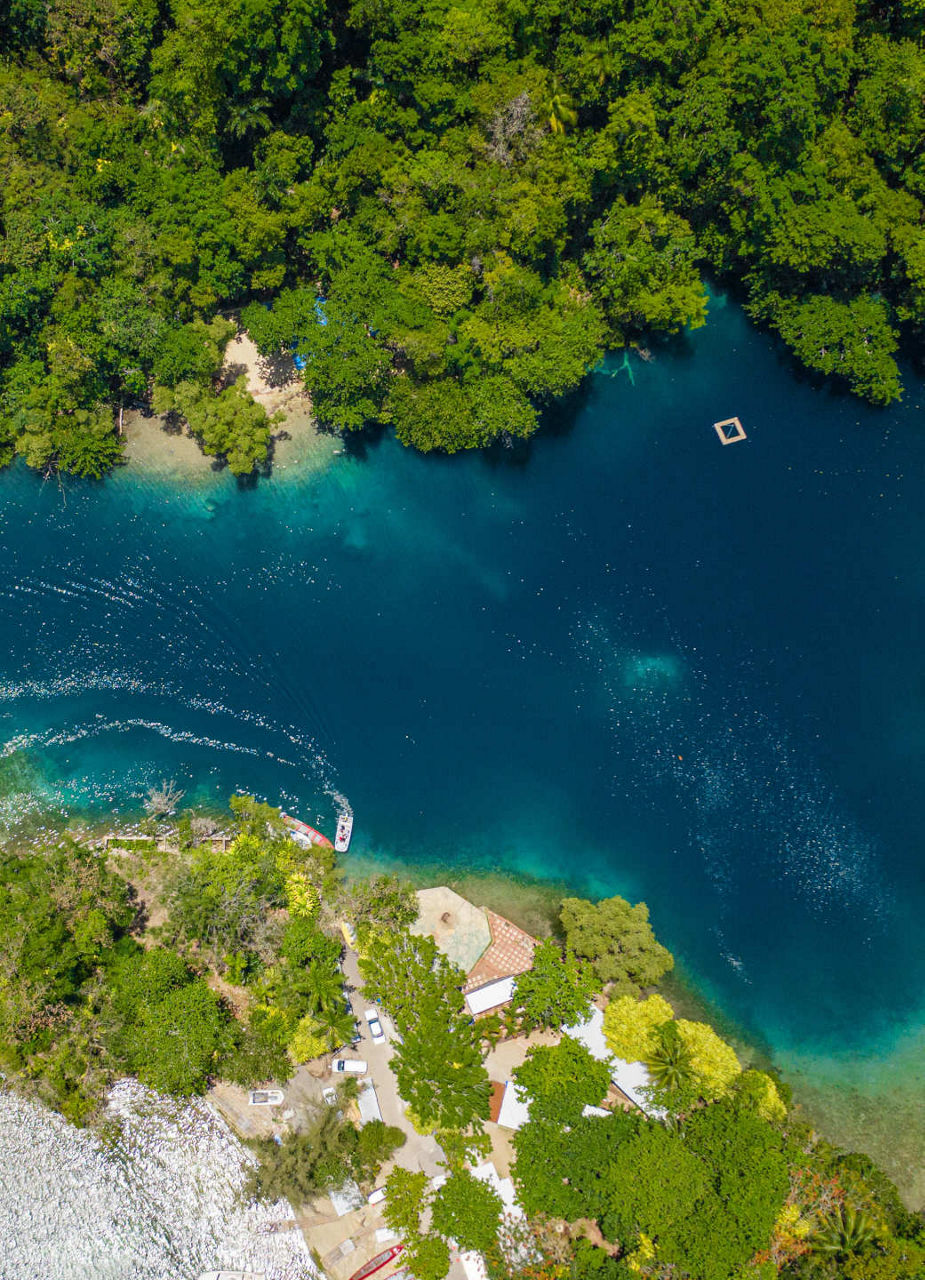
[
  {"xmin": 357, "ymin": 1080, "xmax": 382, "ymax": 1126},
  {"xmin": 465, "ymin": 976, "xmax": 516, "ymax": 1016},
  {"xmin": 496, "ymin": 1080, "xmax": 531, "ymax": 1131},
  {"xmin": 564, "ymin": 1006, "xmax": 661, "ymax": 1117},
  {"xmin": 470, "ymin": 1161, "xmax": 522, "ymax": 1215}
]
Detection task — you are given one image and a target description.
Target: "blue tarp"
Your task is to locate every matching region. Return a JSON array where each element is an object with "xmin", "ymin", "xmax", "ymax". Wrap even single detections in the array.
[{"xmin": 291, "ymin": 296, "xmax": 327, "ymax": 370}]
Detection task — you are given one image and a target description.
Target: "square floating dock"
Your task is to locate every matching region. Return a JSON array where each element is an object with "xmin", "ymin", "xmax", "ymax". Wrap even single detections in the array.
[{"xmin": 713, "ymin": 416, "xmax": 747, "ymax": 445}]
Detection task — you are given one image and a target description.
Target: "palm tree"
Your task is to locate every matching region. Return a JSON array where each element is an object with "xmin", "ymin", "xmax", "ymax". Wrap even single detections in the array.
[
  {"xmin": 586, "ymin": 41, "xmax": 618, "ymax": 89},
  {"xmin": 645, "ymin": 1022, "xmax": 692, "ymax": 1095},
  {"xmin": 303, "ymin": 962, "xmax": 345, "ymax": 1014},
  {"xmin": 225, "ymin": 98, "xmax": 272, "ymax": 141},
  {"xmin": 812, "ymin": 1205, "xmax": 877, "ymax": 1257},
  {"xmin": 544, "ymin": 81, "xmax": 578, "ymax": 135},
  {"xmin": 316, "ymin": 1003, "xmax": 357, "ymax": 1052}
]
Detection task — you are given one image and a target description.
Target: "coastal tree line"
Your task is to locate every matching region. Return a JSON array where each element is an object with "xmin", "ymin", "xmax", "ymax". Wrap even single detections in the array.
[
  {"xmin": 0, "ymin": 795, "xmax": 921, "ymax": 1279},
  {"xmin": 2, "ymin": 0, "xmax": 925, "ymax": 475}
]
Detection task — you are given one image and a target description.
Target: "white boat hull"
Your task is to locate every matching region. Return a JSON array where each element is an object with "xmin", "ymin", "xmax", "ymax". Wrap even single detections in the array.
[{"xmin": 334, "ymin": 812, "xmax": 354, "ymax": 853}]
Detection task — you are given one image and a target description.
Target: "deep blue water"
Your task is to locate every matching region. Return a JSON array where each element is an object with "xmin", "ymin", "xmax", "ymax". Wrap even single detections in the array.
[{"xmin": 2, "ymin": 297, "xmax": 924, "ymax": 1070}]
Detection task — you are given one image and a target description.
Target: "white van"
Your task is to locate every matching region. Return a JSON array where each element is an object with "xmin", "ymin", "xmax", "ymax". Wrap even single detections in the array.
[{"xmin": 332, "ymin": 1058, "xmax": 368, "ymax": 1074}]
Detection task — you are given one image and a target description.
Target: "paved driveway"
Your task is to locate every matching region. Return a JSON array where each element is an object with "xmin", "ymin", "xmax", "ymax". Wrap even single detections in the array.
[{"xmin": 341, "ymin": 948, "xmax": 446, "ymax": 1180}]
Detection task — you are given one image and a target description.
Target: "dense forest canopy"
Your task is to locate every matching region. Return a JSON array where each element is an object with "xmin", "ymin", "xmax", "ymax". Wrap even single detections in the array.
[{"xmin": 1, "ymin": 0, "xmax": 924, "ymax": 474}]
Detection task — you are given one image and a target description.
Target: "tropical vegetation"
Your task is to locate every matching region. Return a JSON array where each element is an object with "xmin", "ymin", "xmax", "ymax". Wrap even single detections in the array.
[
  {"xmin": 1, "ymin": 800, "xmax": 922, "ymax": 1278},
  {"xmin": 3, "ymin": 0, "xmax": 925, "ymax": 477}
]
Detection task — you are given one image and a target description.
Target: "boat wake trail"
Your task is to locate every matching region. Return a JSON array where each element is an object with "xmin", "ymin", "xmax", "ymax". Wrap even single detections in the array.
[{"xmin": 0, "ymin": 545, "xmax": 351, "ymax": 821}]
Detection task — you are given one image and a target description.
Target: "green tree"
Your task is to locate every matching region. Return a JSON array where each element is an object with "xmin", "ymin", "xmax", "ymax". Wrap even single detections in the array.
[
  {"xmin": 763, "ymin": 293, "xmax": 902, "ymax": 406},
  {"xmin": 542, "ymin": 81, "xmax": 578, "ymax": 135},
  {"xmin": 603, "ymin": 1123, "xmax": 709, "ymax": 1248},
  {"xmin": 153, "ymin": 376, "xmax": 279, "ymax": 476},
  {"xmin": 360, "ymin": 930, "xmax": 465, "ymax": 1030},
  {"xmin": 109, "ymin": 947, "xmax": 235, "ymax": 1094},
  {"xmin": 603, "ymin": 993, "xmax": 674, "ymax": 1061},
  {"xmin": 645, "ymin": 1020, "xmax": 692, "ymax": 1097},
  {"xmin": 513, "ymin": 1035, "xmax": 611, "ymax": 1124},
  {"xmin": 150, "ymin": 0, "xmax": 330, "ymax": 141},
  {"xmin": 343, "ymin": 875, "xmax": 419, "ymax": 938},
  {"xmin": 733, "ymin": 1069, "xmax": 787, "ymax": 1123},
  {"xmin": 361, "ymin": 928, "xmax": 490, "ymax": 1132},
  {"xmin": 682, "ymin": 1101, "xmax": 790, "ymax": 1260},
  {"xmin": 843, "ymin": 1237, "xmax": 925, "ymax": 1280},
  {"xmin": 404, "ymin": 1236, "xmax": 451, "ymax": 1280},
  {"xmin": 128, "ymin": 979, "xmax": 233, "ymax": 1094},
  {"xmin": 152, "ymin": 316, "xmax": 235, "ymax": 388},
  {"xmin": 383, "ymin": 1166, "xmax": 430, "ymax": 1240},
  {"xmin": 167, "ymin": 831, "xmax": 285, "ymax": 962},
  {"xmin": 294, "ymin": 299, "xmax": 392, "ymax": 434},
  {"xmin": 431, "ymin": 1169, "xmax": 503, "ymax": 1253},
  {"xmin": 247, "ymin": 1105, "xmax": 400, "ymax": 1204},
  {"xmin": 675, "ymin": 1019, "xmax": 741, "ymax": 1102},
  {"xmin": 391, "ymin": 1013, "xmax": 491, "ymax": 1132},
  {"xmin": 585, "ymin": 196, "xmax": 708, "ymax": 338},
  {"xmin": 512, "ymin": 1109, "xmax": 638, "ymax": 1221},
  {"xmin": 510, "ymin": 940, "xmax": 596, "ymax": 1032},
  {"xmin": 560, "ymin": 896, "xmax": 674, "ymax": 995}
]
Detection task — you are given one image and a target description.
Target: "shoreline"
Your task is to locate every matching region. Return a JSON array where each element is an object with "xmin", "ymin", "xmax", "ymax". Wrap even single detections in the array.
[
  {"xmin": 341, "ymin": 849, "xmax": 925, "ymax": 1209},
  {"xmin": 1, "ymin": 803, "xmax": 923, "ymax": 1208},
  {"xmin": 120, "ymin": 330, "xmax": 339, "ymax": 485}
]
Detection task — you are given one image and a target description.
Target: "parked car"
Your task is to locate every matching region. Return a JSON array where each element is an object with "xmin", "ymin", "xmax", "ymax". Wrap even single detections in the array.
[
  {"xmin": 322, "ymin": 1086, "xmax": 339, "ymax": 1106},
  {"xmin": 365, "ymin": 1009, "xmax": 386, "ymax": 1044},
  {"xmin": 247, "ymin": 1089, "xmax": 284, "ymax": 1106},
  {"xmin": 333, "ymin": 1058, "xmax": 368, "ymax": 1074}
]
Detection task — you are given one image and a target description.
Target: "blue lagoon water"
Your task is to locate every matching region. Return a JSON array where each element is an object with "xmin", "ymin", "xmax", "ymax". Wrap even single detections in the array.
[{"xmin": 1, "ymin": 299, "xmax": 924, "ymax": 1193}]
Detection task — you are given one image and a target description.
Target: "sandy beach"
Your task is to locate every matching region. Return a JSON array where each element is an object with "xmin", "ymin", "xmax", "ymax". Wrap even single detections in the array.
[{"xmin": 122, "ymin": 331, "xmax": 338, "ymax": 483}]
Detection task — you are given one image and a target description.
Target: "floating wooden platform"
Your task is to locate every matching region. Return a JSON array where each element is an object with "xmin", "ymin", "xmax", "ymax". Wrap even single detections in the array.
[{"xmin": 713, "ymin": 416, "xmax": 747, "ymax": 445}]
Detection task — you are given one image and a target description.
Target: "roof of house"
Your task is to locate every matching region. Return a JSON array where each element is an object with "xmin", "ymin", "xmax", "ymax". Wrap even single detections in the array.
[
  {"xmin": 564, "ymin": 1005, "xmax": 611, "ymax": 1063},
  {"xmin": 463, "ymin": 909, "xmax": 537, "ymax": 994},
  {"xmin": 564, "ymin": 1005, "xmax": 660, "ymax": 1116},
  {"xmin": 357, "ymin": 1080, "xmax": 382, "ymax": 1126},
  {"xmin": 496, "ymin": 1080, "xmax": 532, "ymax": 1131},
  {"xmin": 410, "ymin": 887, "xmax": 492, "ymax": 974},
  {"xmin": 488, "ymin": 1080, "xmax": 506, "ymax": 1124},
  {"xmin": 465, "ymin": 975, "xmax": 516, "ymax": 1016},
  {"xmin": 471, "ymin": 1161, "xmax": 521, "ymax": 1214},
  {"xmin": 458, "ymin": 1161, "xmax": 526, "ymax": 1280}
]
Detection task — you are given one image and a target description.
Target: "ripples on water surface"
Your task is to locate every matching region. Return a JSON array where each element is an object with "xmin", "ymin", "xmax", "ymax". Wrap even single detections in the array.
[{"xmin": 1, "ymin": 297, "xmax": 923, "ymax": 1198}]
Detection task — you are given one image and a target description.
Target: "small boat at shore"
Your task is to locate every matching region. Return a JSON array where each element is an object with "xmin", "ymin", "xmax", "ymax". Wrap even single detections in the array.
[
  {"xmin": 280, "ymin": 812, "xmax": 334, "ymax": 850},
  {"xmin": 335, "ymin": 811, "xmax": 354, "ymax": 853},
  {"xmin": 348, "ymin": 1245, "xmax": 403, "ymax": 1280}
]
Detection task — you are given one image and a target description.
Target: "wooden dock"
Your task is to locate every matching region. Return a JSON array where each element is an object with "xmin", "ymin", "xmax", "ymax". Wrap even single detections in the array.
[{"xmin": 713, "ymin": 416, "xmax": 747, "ymax": 445}]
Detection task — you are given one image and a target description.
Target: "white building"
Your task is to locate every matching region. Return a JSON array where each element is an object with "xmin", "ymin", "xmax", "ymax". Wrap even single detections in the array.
[
  {"xmin": 495, "ymin": 1080, "xmax": 531, "ymax": 1131},
  {"xmin": 563, "ymin": 1006, "xmax": 662, "ymax": 1117},
  {"xmin": 465, "ymin": 976, "xmax": 517, "ymax": 1017},
  {"xmin": 356, "ymin": 1080, "xmax": 383, "ymax": 1127}
]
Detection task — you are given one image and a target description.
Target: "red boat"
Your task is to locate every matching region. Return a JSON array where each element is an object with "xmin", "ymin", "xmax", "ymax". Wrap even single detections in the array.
[
  {"xmin": 280, "ymin": 812, "xmax": 334, "ymax": 850},
  {"xmin": 347, "ymin": 1245, "xmax": 404, "ymax": 1280}
]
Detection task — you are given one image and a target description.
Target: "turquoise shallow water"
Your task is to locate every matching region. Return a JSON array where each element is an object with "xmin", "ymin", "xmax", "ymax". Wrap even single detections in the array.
[{"xmin": 1, "ymin": 298, "xmax": 924, "ymax": 1189}]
